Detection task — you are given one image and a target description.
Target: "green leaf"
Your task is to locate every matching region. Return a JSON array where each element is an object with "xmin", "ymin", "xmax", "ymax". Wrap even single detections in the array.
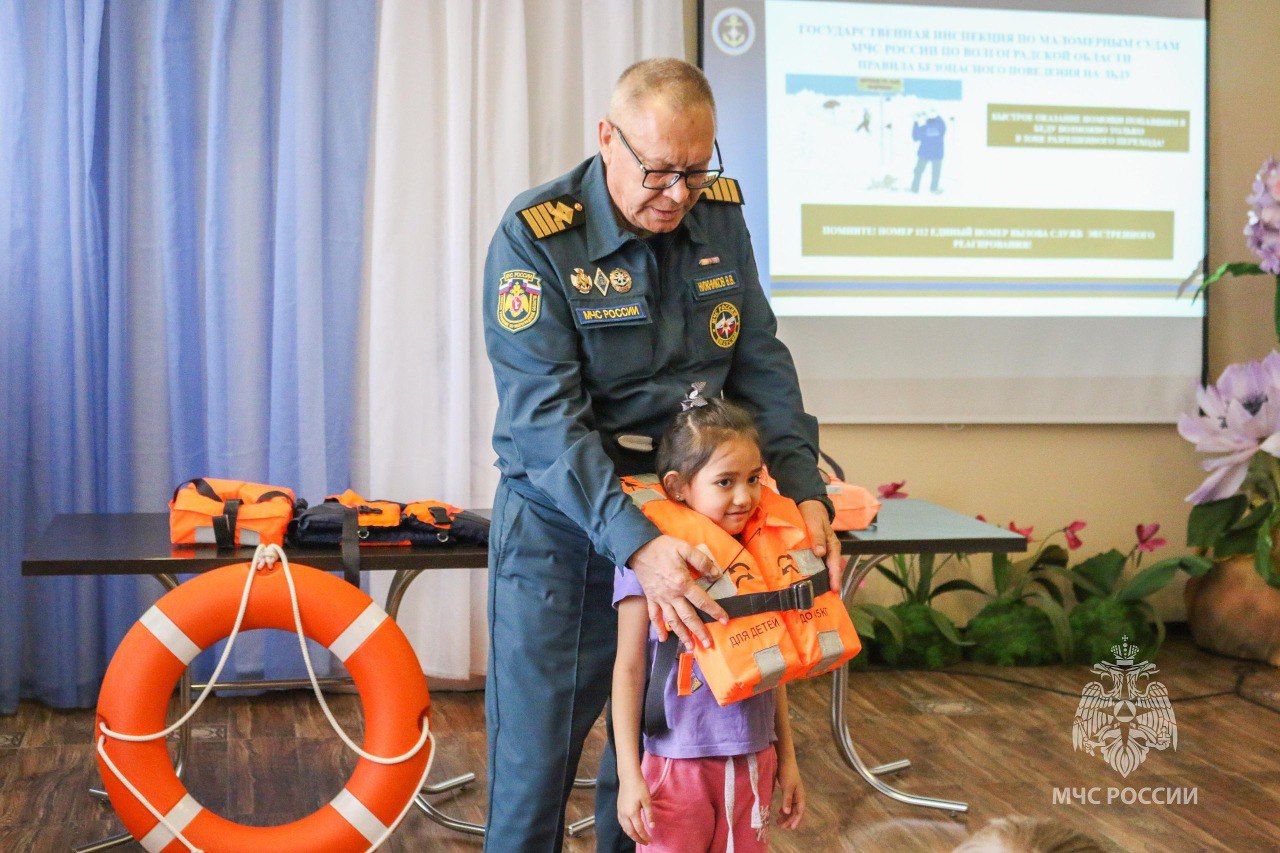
[
  {"xmin": 925, "ymin": 608, "xmax": 973, "ymax": 647},
  {"xmin": 1048, "ymin": 565, "xmax": 1108, "ymax": 600},
  {"xmin": 1230, "ymin": 501, "xmax": 1273, "ymax": 532},
  {"xmin": 1134, "ymin": 601, "xmax": 1166, "ymax": 656},
  {"xmin": 1071, "ymin": 550, "xmax": 1127, "ymax": 598},
  {"xmin": 991, "ymin": 553, "xmax": 1011, "ymax": 595},
  {"xmin": 856, "ymin": 602, "xmax": 904, "ymax": 648},
  {"xmin": 915, "ymin": 552, "xmax": 935, "ymax": 603},
  {"xmin": 1032, "ymin": 544, "xmax": 1070, "ymax": 571},
  {"xmin": 851, "ymin": 608, "xmax": 876, "ymax": 637},
  {"xmin": 1198, "ymin": 261, "xmax": 1264, "ymax": 297},
  {"xmin": 1117, "ymin": 559, "xmax": 1183, "ymax": 603},
  {"xmin": 1028, "ymin": 588, "xmax": 1073, "ymax": 661},
  {"xmin": 1176, "ymin": 555, "xmax": 1215, "ymax": 578},
  {"xmin": 1275, "ymin": 274, "xmax": 1280, "ymax": 346},
  {"xmin": 1014, "ymin": 543, "xmax": 1069, "ymax": 574},
  {"xmin": 1028, "ymin": 574, "xmax": 1064, "ymax": 605},
  {"xmin": 928, "ymin": 578, "xmax": 988, "ymax": 600},
  {"xmin": 875, "ymin": 563, "xmax": 911, "ymax": 592},
  {"xmin": 1187, "ymin": 495, "xmax": 1248, "ymax": 548},
  {"xmin": 1255, "ymin": 519, "xmax": 1276, "ymax": 587}
]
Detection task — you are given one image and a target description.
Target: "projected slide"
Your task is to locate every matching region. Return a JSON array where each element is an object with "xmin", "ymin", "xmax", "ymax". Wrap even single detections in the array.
[{"xmin": 743, "ymin": 1, "xmax": 1206, "ymax": 317}]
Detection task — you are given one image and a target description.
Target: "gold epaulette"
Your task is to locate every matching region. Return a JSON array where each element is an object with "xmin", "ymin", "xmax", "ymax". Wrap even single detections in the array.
[
  {"xmin": 700, "ymin": 177, "xmax": 744, "ymax": 205},
  {"xmin": 517, "ymin": 194, "xmax": 585, "ymax": 240}
]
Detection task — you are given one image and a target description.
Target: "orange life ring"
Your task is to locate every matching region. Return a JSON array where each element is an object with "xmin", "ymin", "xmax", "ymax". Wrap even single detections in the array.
[{"xmin": 95, "ymin": 559, "xmax": 432, "ymax": 852}]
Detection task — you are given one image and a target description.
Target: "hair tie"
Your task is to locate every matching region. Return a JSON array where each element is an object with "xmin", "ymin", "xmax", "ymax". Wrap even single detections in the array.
[{"xmin": 681, "ymin": 381, "xmax": 709, "ymax": 412}]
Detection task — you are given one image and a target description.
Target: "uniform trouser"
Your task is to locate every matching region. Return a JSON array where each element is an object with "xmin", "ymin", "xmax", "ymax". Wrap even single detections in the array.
[{"xmin": 485, "ymin": 481, "xmax": 634, "ymax": 852}]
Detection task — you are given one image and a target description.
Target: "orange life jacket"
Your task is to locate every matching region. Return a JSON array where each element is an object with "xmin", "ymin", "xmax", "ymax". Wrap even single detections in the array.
[
  {"xmin": 169, "ymin": 477, "xmax": 295, "ymax": 549},
  {"xmin": 818, "ymin": 450, "xmax": 881, "ymax": 531},
  {"xmin": 620, "ymin": 475, "xmax": 862, "ymax": 708}
]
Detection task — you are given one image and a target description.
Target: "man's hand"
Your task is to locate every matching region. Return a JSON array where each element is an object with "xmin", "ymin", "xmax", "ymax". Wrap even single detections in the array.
[
  {"xmin": 799, "ymin": 499, "xmax": 843, "ymax": 594},
  {"xmin": 628, "ymin": 535, "xmax": 729, "ymax": 650}
]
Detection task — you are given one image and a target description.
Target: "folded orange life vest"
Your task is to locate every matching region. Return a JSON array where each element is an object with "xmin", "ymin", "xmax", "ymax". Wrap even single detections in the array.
[
  {"xmin": 169, "ymin": 477, "xmax": 296, "ymax": 549},
  {"xmin": 818, "ymin": 450, "xmax": 880, "ymax": 531},
  {"xmin": 620, "ymin": 475, "xmax": 861, "ymax": 715}
]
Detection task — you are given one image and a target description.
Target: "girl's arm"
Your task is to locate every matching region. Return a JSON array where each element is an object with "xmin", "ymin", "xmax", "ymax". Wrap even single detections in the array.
[
  {"xmin": 613, "ymin": 596, "xmax": 655, "ymax": 845},
  {"xmin": 773, "ymin": 683, "xmax": 806, "ymax": 829}
]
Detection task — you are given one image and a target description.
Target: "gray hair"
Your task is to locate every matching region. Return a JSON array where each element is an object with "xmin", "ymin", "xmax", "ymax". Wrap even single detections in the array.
[{"xmin": 608, "ymin": 58, "xmax": 717, "ymax": 123}]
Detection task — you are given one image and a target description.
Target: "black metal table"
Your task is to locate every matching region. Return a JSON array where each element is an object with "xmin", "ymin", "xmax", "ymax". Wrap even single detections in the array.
[{"xmin": 23, "ymin": 500, "xmax": 1026, "ymax": 846}]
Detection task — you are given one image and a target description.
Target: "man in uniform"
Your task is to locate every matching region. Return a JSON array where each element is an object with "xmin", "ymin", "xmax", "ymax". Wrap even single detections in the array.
[{"xmin": 482, "ymin": 58, "xmax": 841, "ymax": 851}]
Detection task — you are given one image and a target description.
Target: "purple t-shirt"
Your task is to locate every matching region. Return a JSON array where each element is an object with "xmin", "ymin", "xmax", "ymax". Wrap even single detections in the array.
[{"xmin": 613, "ymin": 566, "xmax": 776, "ymax": 759}]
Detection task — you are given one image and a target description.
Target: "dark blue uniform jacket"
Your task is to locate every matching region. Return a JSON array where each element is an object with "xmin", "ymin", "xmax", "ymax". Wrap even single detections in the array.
[{"xmin": 483, "ymin": 154, "xmax": 825, "ymax": 568}]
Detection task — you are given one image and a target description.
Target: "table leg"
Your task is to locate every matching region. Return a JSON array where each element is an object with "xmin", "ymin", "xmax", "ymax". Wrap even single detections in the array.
[
  {"xmin": 834, "ymin": 555, "xmax": 969, "ymax": 813},
  {"xmin": 71, "ymin": 831, "xmax": 135, "ymax": 852}
]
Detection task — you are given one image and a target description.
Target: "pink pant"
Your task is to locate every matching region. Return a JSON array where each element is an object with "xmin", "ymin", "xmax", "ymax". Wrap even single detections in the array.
[{"xmin": 637, "ymin": 746, "xmax": 777, "ymax": 852}]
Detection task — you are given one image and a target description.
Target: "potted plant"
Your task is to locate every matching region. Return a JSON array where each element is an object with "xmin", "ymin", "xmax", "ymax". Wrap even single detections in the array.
[
  {"xmin": 870, "ymin": 550, "xmax": 984, "ymax": 669},
  {"xmin": 1179, "ymin": 355, "xmax": 1280, "ymax": 663},
  {"xmin": 1052, "ymin": 524, "xmax": 1211, "ymax": 663},
  {"xmin": 1179, "ymin": 156, "xmax": 1280, "ymax": 664},
  {"xmin": 963, "ymin": 521, "xmax": 1080, "ymax": 666}
]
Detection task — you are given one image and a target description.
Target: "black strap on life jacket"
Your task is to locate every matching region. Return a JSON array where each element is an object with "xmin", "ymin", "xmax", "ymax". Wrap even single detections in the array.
[
  {"xmin": 691, "ymin": 568, "xmax": 831, "ymax": 623},
  {"xmin": 640, "ymin": 567, "xmax": 833, "ymax": 737},
  {"xmin": 818, "ymin": 449, "xmax": 846, "ymax": 482},
  {"xmin": 643, "ymin": 635, "xmax": 680, "ymax": 738},
  {"xmin": 211, "ymin": 498, "xmax": 241, "ymax": 550},
  {"xmin": 339, "ymin": 504, "xmax": 360, "ymax": 587}
]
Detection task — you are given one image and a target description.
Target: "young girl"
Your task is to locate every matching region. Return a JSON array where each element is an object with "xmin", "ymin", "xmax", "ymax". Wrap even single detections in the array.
[{"xmin": 612, "ymin": 397, "xmax": 805, "ymax": 851}]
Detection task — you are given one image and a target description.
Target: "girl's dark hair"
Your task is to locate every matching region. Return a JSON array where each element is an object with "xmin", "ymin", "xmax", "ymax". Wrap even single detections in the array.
[{"xmin": 656, "ymin": 397, "xmax": 761, "ymax": 482}]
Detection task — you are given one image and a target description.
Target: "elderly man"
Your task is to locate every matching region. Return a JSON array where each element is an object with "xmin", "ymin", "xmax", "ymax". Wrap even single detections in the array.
[{"xmin": 482, "ymin": 58, "xmax": 840, "ymax": 851}]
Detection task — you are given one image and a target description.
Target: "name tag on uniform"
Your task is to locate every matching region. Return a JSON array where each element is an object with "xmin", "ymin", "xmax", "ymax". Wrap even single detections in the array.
[
  {"xmin": 574, "ymin": 301, "xmax": 649, "ymax": 326},
  {"xmin": 691, "ymin": 270, "xmax": 740, "ymax": 300}
]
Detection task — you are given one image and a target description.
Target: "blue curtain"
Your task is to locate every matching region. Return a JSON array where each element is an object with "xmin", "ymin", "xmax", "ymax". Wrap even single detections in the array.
[{"xmin": 0, "ymin": 0, "xmax": 376, "ymax": 714}]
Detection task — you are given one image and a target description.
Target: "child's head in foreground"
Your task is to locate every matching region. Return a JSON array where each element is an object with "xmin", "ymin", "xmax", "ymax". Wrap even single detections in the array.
[{"xmin": 656, "ymin": 396, "xmax": 763, "ymax": 535}]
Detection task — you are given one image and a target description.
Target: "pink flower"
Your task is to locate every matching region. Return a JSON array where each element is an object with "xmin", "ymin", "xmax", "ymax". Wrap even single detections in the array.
[
  {"xmin": 1064, "ymin": 520, "xmax": 1087, "ymax": 550},
  {"xmin": 1009, "ymin": 522, "xmax": 1034, "ymax": 539},
  {"xmin": 877, "ymin": 481, "xmax": 908, "ymax": 499},
  {"xmin": 1136, "ymin": 523, "xmax": 1167, "ymax": 553}
]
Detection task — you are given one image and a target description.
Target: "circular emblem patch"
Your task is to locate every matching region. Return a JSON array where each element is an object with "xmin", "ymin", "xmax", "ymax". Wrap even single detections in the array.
[
  {"xmin": 709, "ymin": 301, "xmax": 740, "ymax": 348},
  {"xmin": 712, "ymin": 8, "xmax": 756, "ymax": 57}
]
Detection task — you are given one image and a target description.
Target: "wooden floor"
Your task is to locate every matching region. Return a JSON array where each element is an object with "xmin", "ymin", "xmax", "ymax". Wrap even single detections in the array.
[{"xmin": 3, "ymin": 632, "xmax": 1279, "ymax": 852}]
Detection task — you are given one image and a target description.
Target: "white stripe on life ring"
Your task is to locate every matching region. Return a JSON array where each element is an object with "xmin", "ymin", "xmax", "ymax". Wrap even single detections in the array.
[
  {"xmin": 328, "ymin": 602, "xmax": 387, "ymax": 663},
  {"xmin": 330, "ymin": 787, "xmax": 387, "ymax": 844},
  {"xmin": 138, "ymin": 793, "xmax": 203, "ymax": 852},
  {"xmin": 140, "ymin": 607, "xmax": 202, "ymax": 665}
]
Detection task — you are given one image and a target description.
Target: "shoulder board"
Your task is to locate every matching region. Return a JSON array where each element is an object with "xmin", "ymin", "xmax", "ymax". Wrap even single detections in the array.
[
  {"xmin": 700, "ymin": 177, "xmax": 744, "ymax": 205},
  {"xmin": 517, "ymin": 194, "xmax": 585, "ymax": 240}
]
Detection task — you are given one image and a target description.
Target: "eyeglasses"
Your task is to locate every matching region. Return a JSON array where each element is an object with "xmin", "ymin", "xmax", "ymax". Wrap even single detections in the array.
[{"xmin": 610, "ymin": 122, "xmax": 723, "ymax": 191}]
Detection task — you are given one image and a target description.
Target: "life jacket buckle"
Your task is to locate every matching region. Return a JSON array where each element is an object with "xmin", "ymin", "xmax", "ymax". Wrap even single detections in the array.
[{"xmin": 787, "ymin": 578, "xmax": 815, "ymax": 612}]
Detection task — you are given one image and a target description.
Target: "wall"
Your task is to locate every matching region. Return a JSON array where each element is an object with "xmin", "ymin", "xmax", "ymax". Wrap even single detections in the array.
[{"xmin": 683, "ymin": 0, "xmax": 1280, "ymax": 622}]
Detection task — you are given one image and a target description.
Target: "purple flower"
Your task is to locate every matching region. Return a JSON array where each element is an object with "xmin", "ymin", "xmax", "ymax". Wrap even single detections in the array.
[
  {"xmin": 1178, "ymin": 351, "xmax": 1280, "ymax": 503},
  {"xmin": 1245, "ymin": 158, "xmax": 1280, "ymax": 274}
]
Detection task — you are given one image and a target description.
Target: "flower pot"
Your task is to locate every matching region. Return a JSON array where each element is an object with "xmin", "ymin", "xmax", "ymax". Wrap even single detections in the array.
[{"xmin": 1184, "ymin": 555, "xmax": 1280, "ymax": 666}]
